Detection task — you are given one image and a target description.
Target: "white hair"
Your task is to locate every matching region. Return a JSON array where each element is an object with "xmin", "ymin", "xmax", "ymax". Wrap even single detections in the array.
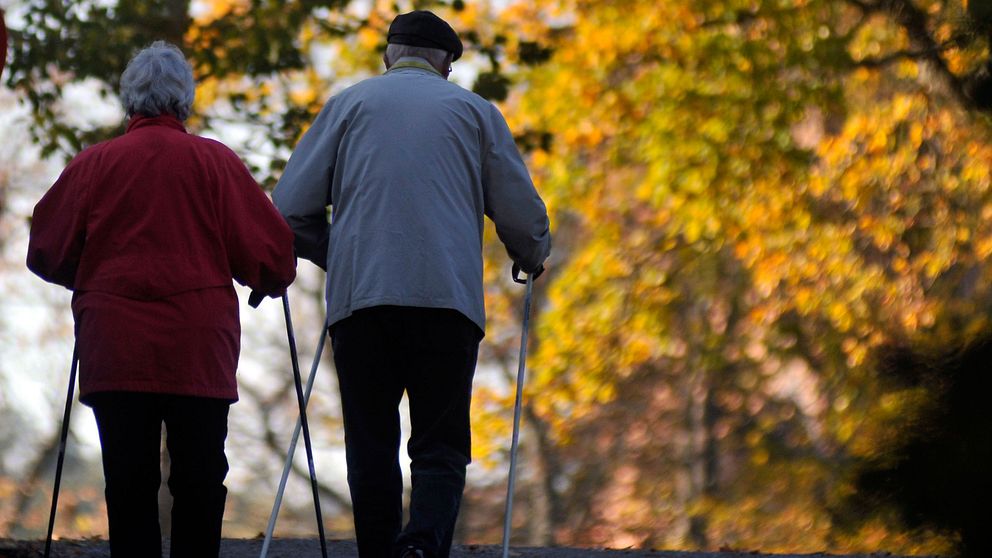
[
  {"xmin": 385, "ymin": 43, "xmax": 452, "ymax": 71},
  {"xmin": 120, "ymin": 41, "xmax": 195, "ymax": 121}
]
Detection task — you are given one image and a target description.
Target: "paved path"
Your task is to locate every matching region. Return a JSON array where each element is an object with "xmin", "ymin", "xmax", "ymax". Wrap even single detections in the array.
[{"xmin": 0, "ymin": 538, "xmax": 935, "ymax": 558}]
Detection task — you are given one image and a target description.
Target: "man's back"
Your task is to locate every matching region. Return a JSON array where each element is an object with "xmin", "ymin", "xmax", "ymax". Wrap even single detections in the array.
[{"xmin": 275, "ymin": 60, "xmax": 550, "ymax": 332}]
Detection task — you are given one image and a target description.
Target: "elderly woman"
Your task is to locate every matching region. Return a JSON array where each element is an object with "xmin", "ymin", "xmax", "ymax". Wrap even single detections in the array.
[{"xmin": 27, "ymin": 41, "xmax": 296, "ymax": 557}]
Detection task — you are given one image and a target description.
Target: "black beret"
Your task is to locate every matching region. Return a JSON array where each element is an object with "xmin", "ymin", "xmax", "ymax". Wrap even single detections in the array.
[{"xmin": 387, "ymin": 10, "xmax": 463, "ymax": 62}]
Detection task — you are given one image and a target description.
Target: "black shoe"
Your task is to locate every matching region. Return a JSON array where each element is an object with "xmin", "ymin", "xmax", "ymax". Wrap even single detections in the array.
[{"xmin": 399, "ymin": 546, "xmax": 426, "ymax": 558}]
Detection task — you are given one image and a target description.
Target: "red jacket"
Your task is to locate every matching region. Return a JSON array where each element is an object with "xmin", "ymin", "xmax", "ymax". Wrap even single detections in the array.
[{"xmin": 27, "ymin": 114, "xmax": 296, "ymax": 402}]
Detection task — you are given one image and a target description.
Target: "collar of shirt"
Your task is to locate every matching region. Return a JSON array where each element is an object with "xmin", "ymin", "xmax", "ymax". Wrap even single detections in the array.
[
  {"xmin": 386, "ymin": 57, "xmax": 443, "ymax": 77},
  {"xmin": 126, "ymin": 113, "xmax": 187, "ymax": 134}
]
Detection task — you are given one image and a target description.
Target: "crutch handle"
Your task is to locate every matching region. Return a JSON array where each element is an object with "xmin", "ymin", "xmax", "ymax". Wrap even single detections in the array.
[
  {"xmin": 248, "ymin": 290, "xmax": 266, "ymax": 308},
  {"xmin": 511, "ymin": 263, "xmax": 545, "ymax": 284},
  {"xmin": 249, "ymin": 288, "xmax": 288, "ymax": 308}
]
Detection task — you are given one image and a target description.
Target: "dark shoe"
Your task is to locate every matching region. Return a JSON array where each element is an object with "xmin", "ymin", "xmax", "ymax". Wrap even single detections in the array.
[{"xmin": 398, "ymin": 546, "xmax": 426, "ymax": 558}]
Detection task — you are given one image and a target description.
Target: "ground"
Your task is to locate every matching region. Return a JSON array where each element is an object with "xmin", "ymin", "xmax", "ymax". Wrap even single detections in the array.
[{"xmin": 0, "ymin": 539, "xmax": 935, "ymax": 558}]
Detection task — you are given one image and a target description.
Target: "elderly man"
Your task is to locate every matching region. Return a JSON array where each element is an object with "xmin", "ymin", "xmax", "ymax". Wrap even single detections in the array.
[
  {"xmin": 27, "ymin": 41, "xmax": 296, "ymax": 557},
  {"xmin": 273, "ymin": 10, "xmax": 551, "ymax": 558}
]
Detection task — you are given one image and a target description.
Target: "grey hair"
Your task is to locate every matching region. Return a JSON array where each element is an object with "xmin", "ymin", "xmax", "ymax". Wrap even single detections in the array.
[
  {"xmin": 120, "ymin": 41, "xmax": 195, "ymax": 121},
  {"xmin": 385, "ymin": 43, "xmax": 452, "ymax": 71}
]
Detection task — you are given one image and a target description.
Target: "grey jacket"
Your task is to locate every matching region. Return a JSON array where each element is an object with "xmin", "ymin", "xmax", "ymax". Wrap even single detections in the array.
[{"xmin": 272, "ymin": 59, "xmax": 551, "ymax": 332}]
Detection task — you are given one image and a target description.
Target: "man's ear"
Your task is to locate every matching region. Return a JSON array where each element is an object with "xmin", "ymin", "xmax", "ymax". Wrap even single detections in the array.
[{"xmin": 443, "ymin": 53, "xmax": 454, "ymax": 78}]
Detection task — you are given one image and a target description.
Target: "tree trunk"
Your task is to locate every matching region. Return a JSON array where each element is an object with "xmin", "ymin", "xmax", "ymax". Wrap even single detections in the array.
[
  {"xmin": 687, "ymin": 367, "xmax": 710, "ymax": 549},
  {"xmin": 688, "ymin": 366, "xmax": 719, "ymax": 549},
  {"xmin": 163, "ymin": 0, "xmax": 190, "ymax": 46},
  {"xmin": 4, "ymin": 414, "xmax": 71, "ymax": 537},
  {"xmin": 524, "ymin": 421, "xmax": 552, "ymax": 546}
]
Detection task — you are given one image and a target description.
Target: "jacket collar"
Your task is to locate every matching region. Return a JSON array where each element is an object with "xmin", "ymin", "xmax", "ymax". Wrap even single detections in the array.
[
  {"xmin": 126, "ymin": 113, "xmax": 187, "ymax": 134},
  {"xmin": 386, "ymin": 57, "xmax": 443, "ymax": 77}
]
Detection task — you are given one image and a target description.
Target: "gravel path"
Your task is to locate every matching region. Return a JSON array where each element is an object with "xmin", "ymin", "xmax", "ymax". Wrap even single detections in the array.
[{"xmin": 0, "ymin": 539, "xmax": 934, "ymax": 558}]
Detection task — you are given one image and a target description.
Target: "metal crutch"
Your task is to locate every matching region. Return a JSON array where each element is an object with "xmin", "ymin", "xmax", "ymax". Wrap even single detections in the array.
[
  {"xmin": 260, "ymin": 312, "xmax": 331, "ymax": 558},
  {"xmin": 277, "ymin": 293, "xmax": 329, "ymax": 558},
  {"xmin": 44, "ymin": 344, "xmax": 79, "ymax": 558},
  {"xmin": 501, "ymin": 270, "xmax": 534, "ymax": 558}
]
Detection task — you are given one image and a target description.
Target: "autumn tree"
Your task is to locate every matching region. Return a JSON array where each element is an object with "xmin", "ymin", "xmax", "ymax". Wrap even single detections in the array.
[{"xmin": 471, "ymin": 0, "xmax": 992, "ymax": 554}]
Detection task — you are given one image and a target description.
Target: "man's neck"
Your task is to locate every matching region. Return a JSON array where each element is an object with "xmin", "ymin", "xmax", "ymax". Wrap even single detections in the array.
[{"xmin": 387, "ymin": 57, "xmax": 444, "ymax": 78}]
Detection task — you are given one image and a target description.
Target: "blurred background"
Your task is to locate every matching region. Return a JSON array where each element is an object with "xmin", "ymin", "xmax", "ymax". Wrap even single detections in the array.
[{"xmin": 2, "ymin": 0, "xmax": 992, "ymax": 555}]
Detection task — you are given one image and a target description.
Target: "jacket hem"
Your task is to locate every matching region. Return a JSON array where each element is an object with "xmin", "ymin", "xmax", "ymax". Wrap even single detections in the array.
[
  {"xmin": 328, "ymin": 295, "xmax": 486, "ymax": 335},
  {"xmin": 79, "ymin": 382, "xmax": 238, "ymax": 406}
]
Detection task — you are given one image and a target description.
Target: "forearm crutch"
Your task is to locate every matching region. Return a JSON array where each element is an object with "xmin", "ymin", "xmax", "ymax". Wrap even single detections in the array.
[
  {"xmin": 501, "ymin": 270, "xmax": 534, "ymax": 558},
  {"xmin": 44, "ymin": 344, "xmax": 78, "ymax": 558},
  {"xmin": 265, "ymin": 293, "xmax": 328, "ymax": 558},
  {"xmin": 260, "ymin": 308, "xmax": 331, "ymax": 558}
]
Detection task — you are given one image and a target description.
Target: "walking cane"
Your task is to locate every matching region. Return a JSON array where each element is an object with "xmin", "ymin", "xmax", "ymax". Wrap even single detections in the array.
[
  {"xmin": 501, "ymin": 269, "xmax": 535, "ymax": 558},
  {"xmin": 260, "ymin": 312, "xmax": 331, "ymax": 558},
  {"xmin": 249, "ymin": 291, "xmax": 329, "ymax": 558},
  {"xmin": 44, "ymin": 344, "xmax": 78, "ymax": 558}
]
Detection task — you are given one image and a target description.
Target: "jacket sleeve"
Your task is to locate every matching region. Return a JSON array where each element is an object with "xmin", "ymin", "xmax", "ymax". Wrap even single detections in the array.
[
  {"xmin": 26, "ymin": 159, "xmax": 89, "ymax": 290},
  {"xmin": 220, "ymin": 152, "xmax": 297, "ymax": 298},
  {"xmin": 482, "ymin": 105, "xmax": 552, "ymax": 273},
  {"xmin": 272, "ymin": 99, "xmax": 342, "ymax": 270}
]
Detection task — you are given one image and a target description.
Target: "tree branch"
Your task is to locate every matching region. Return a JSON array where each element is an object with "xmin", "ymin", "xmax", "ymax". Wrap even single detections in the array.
[
  {"xmin": 854, "ymin": 45, "xmax": 954, "ymax": 69},
  {"xmin": 241, "ymin": 381, "xmax": 352, "ymax": 512},
  {"xmin": 843, "ymin": 0, "xmax": 880, "ymax": 14},
  {"xmin": 876, "ymin": 0, "xmax": 972, "ymax": 108},
  {"xmin": 4, "ymin": 421, "xmax": 68, "ymax": 536}
]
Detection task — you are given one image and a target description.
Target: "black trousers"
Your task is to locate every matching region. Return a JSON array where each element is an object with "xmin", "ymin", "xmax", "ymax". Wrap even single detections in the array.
[
  {"xmin": 331, "ymin": 306, "xmax": 482, "ymax": 558},
  {"xmin": 88, "ymin": 392, "xmax": 231, "ymax": 558}
]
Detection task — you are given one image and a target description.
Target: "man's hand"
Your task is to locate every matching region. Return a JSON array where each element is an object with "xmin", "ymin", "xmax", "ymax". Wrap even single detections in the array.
[{"xmin": 512, "ymin": 263, "xmax": 545, "ymax": 284}]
